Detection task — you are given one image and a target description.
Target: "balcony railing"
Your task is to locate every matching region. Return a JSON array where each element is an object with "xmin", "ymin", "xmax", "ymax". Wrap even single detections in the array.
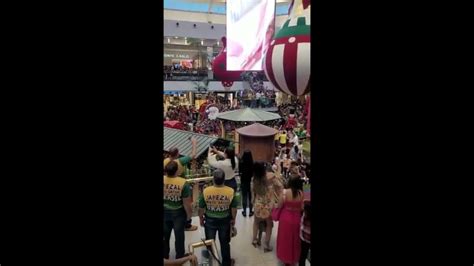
[{"xmin": 163, "ymin": 70, "xmax": 269, "ymax": 82}]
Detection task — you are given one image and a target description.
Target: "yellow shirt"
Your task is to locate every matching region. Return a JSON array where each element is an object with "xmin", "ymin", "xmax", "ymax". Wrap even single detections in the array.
[
  {"xmin": 274, "ymin": 133, "xmax": 280, "ymax": 141},
  {"xmin": 280, "ymin": 133, "xmax": 287, "ymax": 144},
  {"xmin": 199, "ymin": 186, "xmax": 238, "ymax": 219},
  {"xmin": 163, "ymin": 176, "xmax": 190, "ymax": 210},
  {"xmin": 163, "ymin": 158, "xmax": 184, "ymax": 177}
]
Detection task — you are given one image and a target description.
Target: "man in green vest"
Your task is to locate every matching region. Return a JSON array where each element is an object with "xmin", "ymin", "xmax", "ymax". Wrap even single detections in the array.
[
  {"xmin": 198, "ymin": 169, "xmax": 239, "ymax": 266},
  {"xmin": 163, "ymin": 137, "xmax": 198, "ymax": 231},
  {"xmin": 163, "ymin": 161, "xmax": 193, "ymax": 260},
  {"xmin": 163, "ymin": 137, "xmax": 197, "ymax": 177}
]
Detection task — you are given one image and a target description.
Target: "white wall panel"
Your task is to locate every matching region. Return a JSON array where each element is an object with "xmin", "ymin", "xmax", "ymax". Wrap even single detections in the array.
[
  {"xmin": 164, "ymin": 9, "xmax": 288, "ymax": 25},
  {"xmin": 164, "ymin": 81, "xmax": 198, "ymax": 91},
  {"xmin": 164, "ymin": 81, "xmax": 278, "ymax": 91}
]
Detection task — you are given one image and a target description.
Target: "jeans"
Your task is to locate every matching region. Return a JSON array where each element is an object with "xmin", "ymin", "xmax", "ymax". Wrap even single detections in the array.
[
  {"xmin": 240, "ymin": 181, "xmax": 252, "ymax": 212},
  {"xmin": 299, "ymin": 240, "xmax": 310, "ymax": 266},
  {"xmin": 224, "ymin": 178, "xmax": 237, "ymax": 194},
  {"xmin": 163, "ymin": 208, "xmax": 187, "ymax": 259},
  {"xmin": 205, "ymin": 216, "xmax": 232, "ymax": 266}
]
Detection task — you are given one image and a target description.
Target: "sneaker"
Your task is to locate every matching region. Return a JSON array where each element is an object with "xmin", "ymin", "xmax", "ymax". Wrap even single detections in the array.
[
  {"xmin": 185, "ymin": 225, "xmax": 198, "ymax": 231},
  {"xmin": 242, "ymin": 210, "xmax": 247, "ymax": 217},
  {"xmin": 249, "ymin": 211, "xmax": 254, "ymax": 217}
]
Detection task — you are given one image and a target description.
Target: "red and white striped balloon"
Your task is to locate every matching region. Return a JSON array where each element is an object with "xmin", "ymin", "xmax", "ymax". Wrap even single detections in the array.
[{"xmin": 263, "ymin": 3, "xmax": 310, "ymax": 97}]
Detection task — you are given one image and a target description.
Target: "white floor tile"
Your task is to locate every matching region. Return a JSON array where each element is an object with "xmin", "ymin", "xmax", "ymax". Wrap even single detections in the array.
[{"xmin": 168, "ymin": 215, "xmax": 309, "ymax": 265}]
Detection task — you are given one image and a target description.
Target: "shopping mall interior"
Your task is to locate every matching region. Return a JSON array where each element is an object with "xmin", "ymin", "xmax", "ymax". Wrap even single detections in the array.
[{"xmin": 163, "ymin": 1, "xmax": 311, "ymax": 265}]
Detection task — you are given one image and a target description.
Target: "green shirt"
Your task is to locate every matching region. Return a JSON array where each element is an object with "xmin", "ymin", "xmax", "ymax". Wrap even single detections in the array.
[
  {"xmin": 178, "ymin": 156, "xmax": 192, "ymax": 166},
  {"xmin": 163, "ymin": 156, "xmax": 192, "ymax": 177},
  {"xmin": 199, "ymin": 186, "xmax": 239, "ymax": 219},
  {"xmin": 163, "ymin": 176, "xmax": 191, "ymax": 210}
]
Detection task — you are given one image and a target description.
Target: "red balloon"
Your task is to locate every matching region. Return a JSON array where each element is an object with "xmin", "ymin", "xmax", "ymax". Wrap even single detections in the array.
[
  {"xmin": 212, "ymin": 37, "xmax": 243, "ymax": 82},
  {"xmin": 221, "ymin": 81, "xmax": 234, "ymax": 88}
]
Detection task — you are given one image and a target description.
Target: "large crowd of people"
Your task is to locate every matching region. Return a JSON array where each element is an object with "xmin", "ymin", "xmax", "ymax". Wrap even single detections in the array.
[
  {"xmin": 164, "ymin": 92, "xmax": 309, "ymax": 139},
  {"xmin": 163, "ymin": 115, "xmax": 311, "ymax": 265},
  {"xmin": 163, "ymin": 65, "xmax": 208, "ymax": 81}
]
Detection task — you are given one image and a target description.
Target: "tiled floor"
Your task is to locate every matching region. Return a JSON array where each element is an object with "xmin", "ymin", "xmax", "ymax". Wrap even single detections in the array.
[{"xmin": 168, "ymin": 213, "xmax": 310, "ymax": 265}]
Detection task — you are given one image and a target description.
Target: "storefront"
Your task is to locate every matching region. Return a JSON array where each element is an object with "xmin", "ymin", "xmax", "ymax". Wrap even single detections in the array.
[
  {"xmin": 193, "ymin": 93, "xmax": 207, "ymax": 109},
  {"xmin": 164, "ymin": 81, "xmax": 200, "ymax": 111},
  {"xmin": 215, "ymin": 92, "xmax": 236, "ymax": 105},
  {"xmin": 164, "ymin": 44, "xmax": 208, "ymax": 69},
  {"xmin": 164, "ymin": 91, "xmax": 193, "ymax": 112}
]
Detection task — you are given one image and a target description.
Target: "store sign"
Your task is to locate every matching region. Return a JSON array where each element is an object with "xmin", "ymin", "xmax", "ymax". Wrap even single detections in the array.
[{"xmin": 164, "ymin": 53, "xmax": 191, "ymax": 59}]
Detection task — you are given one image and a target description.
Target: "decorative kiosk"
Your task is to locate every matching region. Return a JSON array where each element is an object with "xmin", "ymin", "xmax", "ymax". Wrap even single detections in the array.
[{"xmin": 236, "ymin": 123, "xmax": 277, "ymax": 162}]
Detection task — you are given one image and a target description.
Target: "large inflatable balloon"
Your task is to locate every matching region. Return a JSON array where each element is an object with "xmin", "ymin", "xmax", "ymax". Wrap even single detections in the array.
[
  {"xmin": 212, "ymin": 36, "xmax": 243, "ymax": 90},
  {"xmin": 263, "ymin": 0, "xmax": 310, "ymax": 96}
]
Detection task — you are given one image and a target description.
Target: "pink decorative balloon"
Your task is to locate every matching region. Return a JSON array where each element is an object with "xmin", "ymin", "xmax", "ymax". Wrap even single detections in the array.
[{"xmin": 212, "ymin": 37, "xmax": 244, "ymax": 82}]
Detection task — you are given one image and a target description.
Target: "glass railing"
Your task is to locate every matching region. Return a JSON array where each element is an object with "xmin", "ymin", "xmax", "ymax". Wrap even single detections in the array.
[{"xmin": 163, "ymin": 72, "xmax": 270, "ymax": 82}]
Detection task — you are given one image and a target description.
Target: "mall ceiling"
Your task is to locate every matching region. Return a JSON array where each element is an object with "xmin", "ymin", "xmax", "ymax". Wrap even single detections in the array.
[
  {"xmin": 164, "ymin": 36, "xmax": 220, "ymax": 47},
  {"xmin": 164, "ymin": 0, "xmax": 291, "ymax": 18}
]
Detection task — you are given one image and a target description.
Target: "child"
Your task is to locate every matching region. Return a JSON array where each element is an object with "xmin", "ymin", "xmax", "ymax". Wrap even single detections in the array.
[{"xmin": 299, "ymin": 201, "xmax": 311, "ymax": 266}]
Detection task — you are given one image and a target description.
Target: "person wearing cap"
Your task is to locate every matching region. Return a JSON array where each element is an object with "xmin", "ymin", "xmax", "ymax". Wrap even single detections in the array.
[
  {"xmin": 198, "ymin": 169, "xmax": 239, "ymax": 266},
  {"xmin": 163, "ymin": 137, "xmax": 198, "ymax": 231},
  {"xmin": 163, "ymin": 161, "xmax": 193, "ymax": 260}
]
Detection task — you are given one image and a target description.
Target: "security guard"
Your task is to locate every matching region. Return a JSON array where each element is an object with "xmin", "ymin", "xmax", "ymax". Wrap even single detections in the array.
[
  {"xmin": 163, "ymin": 161, "xmax": 193, "ymax": 260},
  {"xmin": 163, "ymin": 137, "xmax": 198, "ymax": 231},
  {"xmin": 198, "ymin": 169, "xmax": 238, "ymax": 266}
]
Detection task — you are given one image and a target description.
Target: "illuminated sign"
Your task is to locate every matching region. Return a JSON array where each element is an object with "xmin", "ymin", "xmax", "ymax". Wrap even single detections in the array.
[{"xmin": 164, "ymin": 53, "xmax": 191, "ymax": 59}]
